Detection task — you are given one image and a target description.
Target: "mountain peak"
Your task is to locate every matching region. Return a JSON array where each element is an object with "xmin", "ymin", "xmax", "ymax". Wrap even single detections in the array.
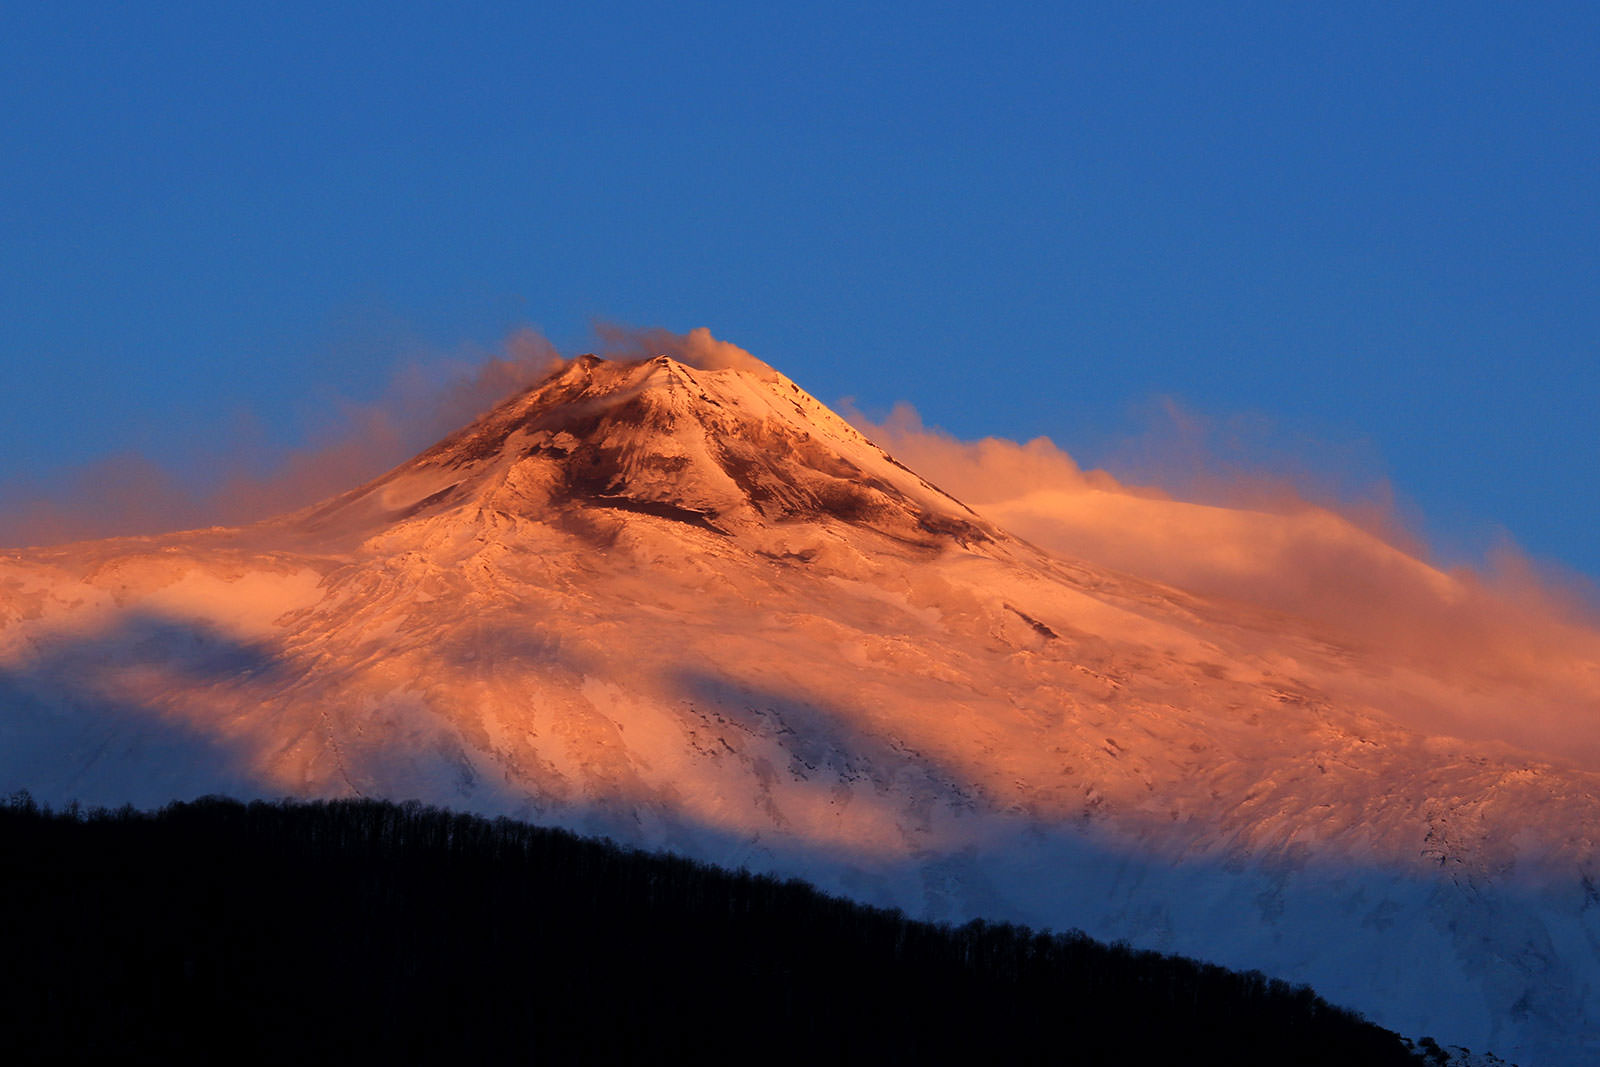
[
  {"xmin": 6, "ymin": 349, "xmax": 1599, "ymax": 1063},
  {"xmin": 292, "ymin": 355, "xmax": 996, "ymax": 551}
]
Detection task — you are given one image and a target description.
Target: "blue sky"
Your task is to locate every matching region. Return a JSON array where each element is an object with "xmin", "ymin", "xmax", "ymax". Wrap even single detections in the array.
[{"xmin": 3, "ymin": 3, "xmax": 1596, "ymax": 576}]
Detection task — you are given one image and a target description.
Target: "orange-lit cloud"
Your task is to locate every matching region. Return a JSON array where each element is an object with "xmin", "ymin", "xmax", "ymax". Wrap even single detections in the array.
[
  {"xmin": 0, "ymin": 325, "xmax": 768, "ymax": 548},
  {"xmin": 0, "ymin": 328, "xmax": 565, "ymax": 548},
  {"xmin": 855, "ymin": 404, "xmax": 1600, "ymax": 767},
  {"xmin": 0, "ymin": 454, "xmax": 208, "ymax": 549},
  {"xmin": 593, "ymin": 323, "xmax": 775, "ymax": 376}
]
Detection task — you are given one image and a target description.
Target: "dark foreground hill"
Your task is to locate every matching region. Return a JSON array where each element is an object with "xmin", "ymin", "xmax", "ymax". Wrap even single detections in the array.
[{"xmin": 1, "ymin": 795, "xmax": 1426, "ymax": 1065}]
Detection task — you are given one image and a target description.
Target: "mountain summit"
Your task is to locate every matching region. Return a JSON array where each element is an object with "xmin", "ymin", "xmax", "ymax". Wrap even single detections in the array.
[
  {"xmin": 3, "ymin": 354, "xmax": 1598, "ymax": 1064},
  {"xmin": 295, "ymin": 354, "xmax": 994, "ymax": 550}
]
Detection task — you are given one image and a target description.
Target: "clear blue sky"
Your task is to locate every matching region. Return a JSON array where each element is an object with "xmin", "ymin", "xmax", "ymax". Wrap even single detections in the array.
[{"xmin": 3, "ymin": 3, "xmax": 1596, "ymax": 576}]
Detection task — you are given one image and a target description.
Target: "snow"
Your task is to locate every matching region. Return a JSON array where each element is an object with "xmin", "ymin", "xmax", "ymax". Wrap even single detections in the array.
[{"xmin": 1, "ymin": 354, "xmax": 1597, "ymax": 1063}]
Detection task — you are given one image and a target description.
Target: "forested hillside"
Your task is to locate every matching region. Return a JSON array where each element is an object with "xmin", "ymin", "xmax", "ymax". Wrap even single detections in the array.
[{"xmin": 1, "ymin": 795, "xmax": 1428, "ymax": 1065}]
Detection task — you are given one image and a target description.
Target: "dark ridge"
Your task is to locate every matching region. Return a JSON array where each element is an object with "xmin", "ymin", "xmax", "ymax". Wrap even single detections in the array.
[
  {"xmin": 394, "ymin": 483, "xmax": 463, "ymax": 520},
  {"xmin": 0, "ymin": 794, "xmax": 1432, "ymax": 1067},
  {"xmin": 1006, "ymin": 604, "xmax": 1060, "ymax": 640},
  {"xmin": 588, "ymin": 495, "xmax": 727, "ymax": 533},
  {"xmin": 917, "ymin": 509, "xmax": 993, "ymax": 546},
  {"xmin": 757, "ymin": 547, "xmax": 820, "ymax": 564}
]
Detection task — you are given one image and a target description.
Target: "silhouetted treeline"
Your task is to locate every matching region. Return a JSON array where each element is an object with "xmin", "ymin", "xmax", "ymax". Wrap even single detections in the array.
[{"xmin": 0, "ymin": 794, "xmax": 1424, "ymax": 1065}]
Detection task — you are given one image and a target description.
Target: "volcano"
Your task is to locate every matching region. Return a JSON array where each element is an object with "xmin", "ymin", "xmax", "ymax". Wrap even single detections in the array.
[{"xmin": 3, "ymin": 353, "xmax": 1597, "ymax": 1063}]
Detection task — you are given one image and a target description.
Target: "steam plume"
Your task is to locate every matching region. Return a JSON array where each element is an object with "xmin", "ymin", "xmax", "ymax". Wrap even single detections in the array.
[{"xmin": 593, "ymin": 323, "xmax": 776, "ymax": 376}]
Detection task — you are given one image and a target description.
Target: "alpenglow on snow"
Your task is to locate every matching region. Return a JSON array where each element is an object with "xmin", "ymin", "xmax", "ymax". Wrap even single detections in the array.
[{"xmin": 4, "ymin": 353, "xmax": 1598, "ymax": 1065}]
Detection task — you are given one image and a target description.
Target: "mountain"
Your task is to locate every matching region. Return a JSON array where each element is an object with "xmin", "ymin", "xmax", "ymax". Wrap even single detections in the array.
[{"xmin": 2, "ymin": 354, "xmax": 1597, "ymax": 1063}]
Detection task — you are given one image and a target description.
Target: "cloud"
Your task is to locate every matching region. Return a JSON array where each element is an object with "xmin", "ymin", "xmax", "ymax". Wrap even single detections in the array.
[
  {"xmin": 0, "ymin": 324, "xmax": 765, "ymax": 548},
  {"xmin": 1092, "ymin": 396, "xmax": 1425, "ymax": 553},
  {"xmin": 855, "ymin": 403, "xmax": 1600, "ymax": 769},
  {"xmin": 0, "ymin": 454, "xmax": 208, "ymax": 550},
  {"xmin": 593, "ymin": 323, "xmax": 776, "ymax": 376},
  {"xmin": 0, "ymin": 328, "xmax": 567, "ymax": 548}
]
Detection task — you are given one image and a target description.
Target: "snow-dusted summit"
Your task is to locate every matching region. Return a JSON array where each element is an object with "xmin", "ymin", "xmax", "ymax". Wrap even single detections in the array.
[
  {"xmin": 293, "ymin": 354, "xmax": 995, "ymax": 549},
  {"xmin": 3, "ymin": 355, "xmax": 1598, "ymax": 1064}
]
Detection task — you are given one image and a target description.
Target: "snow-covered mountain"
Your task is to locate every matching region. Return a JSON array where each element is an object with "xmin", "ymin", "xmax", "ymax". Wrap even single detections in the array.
[{"xmin": 3, "ymin": 354, "xmax": 1597, "ymax": 1063}]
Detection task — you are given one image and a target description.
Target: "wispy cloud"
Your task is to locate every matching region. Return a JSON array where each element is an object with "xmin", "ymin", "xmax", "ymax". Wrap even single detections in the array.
[
  {"xmin": 854, "ymin": 403, "xmax": 1600, "ymax": 767},
  {"xmin": 0, "ymin": 324, "xmax": 779, "ymax": 548},
  {"xmin": 592, "ymin": 323, "xmax": 776, "ymax": 375},
  {"xmin": 0, "ymin": 328, "xmax": 565, "ymax": 547}
]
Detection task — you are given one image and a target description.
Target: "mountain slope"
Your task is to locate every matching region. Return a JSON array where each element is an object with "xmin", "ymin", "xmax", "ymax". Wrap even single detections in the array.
[
  {"xmin": 2, "ymin": 354, "xmax": 1597, "ymax": 1063},
  {"xmin": 290, "ymin": 353, "xmax": 996, "ymax": 549}
]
